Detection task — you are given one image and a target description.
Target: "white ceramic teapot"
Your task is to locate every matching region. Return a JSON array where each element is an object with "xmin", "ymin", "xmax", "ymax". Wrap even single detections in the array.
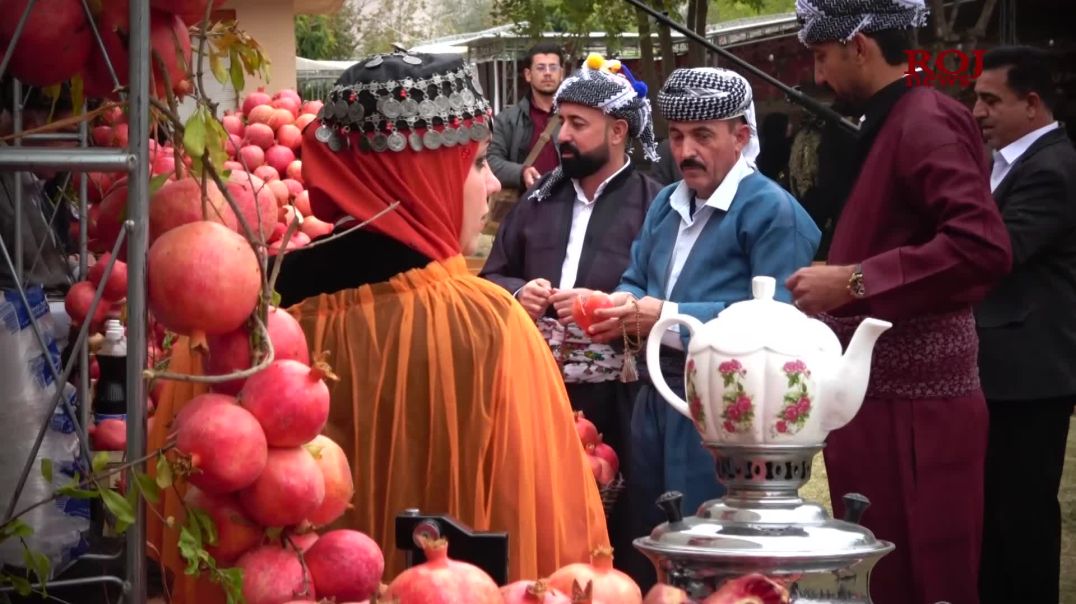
[{"xmin": 646, "ymin": 276, "xmax": 892, "ymax": 445}]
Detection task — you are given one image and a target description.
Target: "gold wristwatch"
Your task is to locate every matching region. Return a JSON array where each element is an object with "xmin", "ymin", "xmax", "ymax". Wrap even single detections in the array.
[{"xmin": 847, "ymin": 264, "xmax": 866, "ymax": 299}]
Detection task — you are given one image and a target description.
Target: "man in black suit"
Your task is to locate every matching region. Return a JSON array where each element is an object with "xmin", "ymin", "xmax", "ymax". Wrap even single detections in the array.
[{"xmin": 973, "ymin": 46, "xmax": 1076, "ymax": 604}]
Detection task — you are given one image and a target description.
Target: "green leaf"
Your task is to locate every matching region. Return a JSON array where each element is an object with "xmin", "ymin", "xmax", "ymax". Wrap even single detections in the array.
[
  {"xmin": 0, "ymin": 519, "xmax": 33, "ymax": 541},
  {"xmin": 40, "ymin": 459, "xmax": 53, "ymax": 484},
  {"xmin": 217, "ymin": 567, "xmax": 245, "ymax": 604},
  {"xmin": 134, "ymin": 472, "xmax": 161, "ymax": 505},
  {"xmin": 178, "ymin": 526, "xmax": 202, "ymax": 575},
  {"xmin": 270, "ymin": 290, "xmax": 282, "ymax": 307},
  {"xmin": 155, "ymin": 454, "xmax": 174, "ymax": 489},
  {"xmin": 22, "ymin": 549, "xmax": 50, "ymax": 585},
  {"xmin": 209, "ymin": 50, "xmax": 229, "ymax": 85},
  {"xmin": 183, "ymin": 109, "xmax": 208, "ymax": 160},
  {"xmin": 229, "ymin": 49, "xmax": 245, "ymax": 93},
  {"xmin": 92, "ymin": 451, "xmax": 112, "ymax": 474},
  {"xmin": 189, "ymin": 507, "xmax": 219, "ymax": 547},
  {"xmin": 9, "ymin": 575, "xmax": 31, "ymax": 596},
  {"xmin": 71, "ymin": 74, "xmax": 85, "ymax": 116},
  {"xmin": 150, "ymin": 172, "xmax": 171, "ymax": 196},
  {"xmin": 56, "ymin": 484, "xmax": 100, "ymax": 499},
  {"xmin": 100, "ymin": 488, "xmax": 135, "ymax": 533}
]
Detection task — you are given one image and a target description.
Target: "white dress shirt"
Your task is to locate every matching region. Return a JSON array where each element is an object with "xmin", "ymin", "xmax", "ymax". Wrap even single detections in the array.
[
  {"xmin": 657, "ymin": 154, "xmax": 755, "ymax": 349},
  {"xmin": 990, "ymin": 121, "xmax": 1059, "ymax": 192},
  {"xmin": 557, "ymin": 159, "xmax": 632, "ymax": 290}
]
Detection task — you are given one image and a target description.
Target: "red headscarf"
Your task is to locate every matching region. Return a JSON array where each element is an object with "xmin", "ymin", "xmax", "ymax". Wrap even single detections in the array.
[{"xmin": 301, "ymin": 121, "xmax": 478, "ymax": 262}]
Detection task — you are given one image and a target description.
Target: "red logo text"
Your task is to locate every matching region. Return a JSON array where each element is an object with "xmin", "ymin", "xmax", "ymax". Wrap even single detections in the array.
[{"xmin": 904, "ymin": 49, "xmax": 986, "ymax": 88}]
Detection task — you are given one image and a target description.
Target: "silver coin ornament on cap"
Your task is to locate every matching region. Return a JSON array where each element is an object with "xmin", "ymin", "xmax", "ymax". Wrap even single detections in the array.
[{"xmin": 314, "ymin": 51, "xmax": 492, "ymax": 155}]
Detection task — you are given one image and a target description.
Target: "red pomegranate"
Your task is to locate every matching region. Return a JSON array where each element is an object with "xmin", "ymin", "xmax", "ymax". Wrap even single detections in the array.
[
  {"xmin": 304, "ymin": 530, "xmax": 384, "ymax": 602},
  {"xmin": 183, "ymin": 486, "xmax": 263, "ymax": 564},
  {"xmin": 150, "ymin": 0, "xmax": 227, "ymax": 25},
  {"xmin": 589, "ymin": 440, "xmax": 619, "ymax": 476},
  {"xmin": 300, "ymin": 216, "xmax": 334, "ymax": 240},
  {"xmin": 239, "ymin": 144, "xmax": 267, "ymax": 169},
  {"xmin": 643, "ymin": 584, "xmax": 692, "ymax": 603},
  {"xmin": 304, "ymin": 435, "xmax": 354, "ymax": 527},
  {"xmin": 243, "ymin": 89, "xmax": 272, "ymax": 116},
  {"xmin": 575, "ymin": 412, "xmax": 600, "ymax": 448},
  {"xmin": 83, "ymin": 5, "xmax": 192, "ymax": 100},
  {"xmin": 265, "ymin": 145, "xmax": 297, "ymax": 175},
  {"xmin": 238, "ymin": 358, "xmax": 333, "ymax": 447},
  {"xmin": 268, "ymin": 109, "xmax": 296, "ymax": 131},
  {"xmin": 147, "ymin": 221, "xmax": 261, "ymax": 338},
  {"xmin": 294, "ymin": 113, "xmax": 316, "ymax": 132},
  {"xmin": 385, "ymin": 538, "xmax": 501, "ymax": 603},
  {"xmin": 94, "ymin": 180, "xmax": 129, "ymax": 259},
  {"xmin": 65, "ymin": 281, "xmax": 111, "ymax": 327},
  {"xmin": 237, "ymin": 545, "xmax": 316, "ymax": 604},
  {"xmin": 588, "ymin": 455, "xmax": 615, "ymax": 487},
  {"xmin": 0, "ymin": 0, "xmax": 92, "ymax": 87},
  {"xmin": 150, "ymin": 177, "xmax": 237, "ymax": 243},
  {"xmin": 247, "ymin": 104, "xmax": 275, "ymax": 125},
  {"xmin": 277, "ymin": 125, "xmax": 303, "ymax": 152},
  {"xmin": 90, "ymin": 418, "xmax": 126, "ymax": 451},
  {"xmin": 88, "ymin": 253, "xmax": 128, "ymax": 302},
  {"xmin": 207, "ymin": 306, "xmax": 310, "ymax": 395},
  {"xmin": 175, "ymin": 401, "xmax": 267, "ymax": 494},
  {"xmin": 701, "ymin": 575, "xmax": 790, "ymax": 604},
  {"xmin": 548, "ymin": 547, "xmax": 642, "ymax": 604},
  {"xmin": 501, "ymin": 580, "xmax": 572, "ymax": 603},
  {"xmin": 238, "ymin": 447, "xmax": 326, "ymax": 528},
  {"xmin": 224, "ymin": 171, "xmax": 278, "ymax": 242},
  {"xmin": 171, "ymin": 393, "xmax": 236, "ymax": 434}
]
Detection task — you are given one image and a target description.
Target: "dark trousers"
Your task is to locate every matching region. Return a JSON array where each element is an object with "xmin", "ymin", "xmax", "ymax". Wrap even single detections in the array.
[
  {"xmin": 564, "ymin": 381, "xmax": 642, "ymax": 582},
  {"xmin": 980, "ymin": 397, "xmax": 1074, "ymax": 604}
]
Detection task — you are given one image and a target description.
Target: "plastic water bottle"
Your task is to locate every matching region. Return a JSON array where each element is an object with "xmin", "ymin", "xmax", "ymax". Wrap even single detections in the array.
[{"xmin": 92, "ymin": 319, "xmax": 127, "ymax": 423}]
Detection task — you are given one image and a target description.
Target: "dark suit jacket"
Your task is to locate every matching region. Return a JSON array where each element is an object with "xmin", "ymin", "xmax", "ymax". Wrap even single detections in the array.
[{"xmin": 976, "ymin": 127, "xmax": 1076, "ymax": 401}]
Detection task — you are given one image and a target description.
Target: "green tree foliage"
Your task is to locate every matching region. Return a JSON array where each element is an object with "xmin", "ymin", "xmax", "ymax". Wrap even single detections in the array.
[{"xmin": 295, "ymin": 3, "xmax": 360, "ymax": 60}]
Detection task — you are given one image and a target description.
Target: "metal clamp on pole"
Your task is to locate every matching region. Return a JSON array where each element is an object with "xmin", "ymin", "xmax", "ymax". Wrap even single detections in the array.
[{"xmin": 395, "ymin": 508, "xmax": 510, "ymax": 586}]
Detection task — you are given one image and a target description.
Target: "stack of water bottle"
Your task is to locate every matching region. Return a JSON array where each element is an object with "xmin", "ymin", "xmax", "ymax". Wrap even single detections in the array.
[{"xmin": 0, "ymin": 286, "xmax": 91, "ymax": 572}]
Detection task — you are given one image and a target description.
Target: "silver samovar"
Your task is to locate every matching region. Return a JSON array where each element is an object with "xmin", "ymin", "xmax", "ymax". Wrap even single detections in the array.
[{"xmin": 635, "ymin": 277, "xmax": 895, "ymax": 602}]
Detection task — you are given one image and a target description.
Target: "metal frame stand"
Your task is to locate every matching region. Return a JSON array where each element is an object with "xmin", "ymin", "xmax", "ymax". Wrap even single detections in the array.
[{"xmin": 0, "ymin": 0, "xmax": 150, "ymax": 601}]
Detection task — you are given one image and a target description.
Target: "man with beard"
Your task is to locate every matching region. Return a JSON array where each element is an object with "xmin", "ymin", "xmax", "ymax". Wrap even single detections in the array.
[
  {"xmin": 586, "ymin": 66, "xmax": 820, "ymax": 591},
  {"xmin": 480, "ymin": 53, "xmax": 663, "ymax": 581},
  {"xmin": 489, "ymin": 42, "xmax": 566, "ymax": 191},
  {"xmin": 786, "ymin": 1, "xmax": 1012, "ymax": 602}
]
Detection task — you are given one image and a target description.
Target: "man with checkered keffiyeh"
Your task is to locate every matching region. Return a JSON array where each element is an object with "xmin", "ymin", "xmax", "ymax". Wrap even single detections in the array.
[
  {"xmin": 579, "ymin": 66, "xmax": 821, "ymax": 590},
  {"xmin": 480, "ymin": 54, "xmax": 665, "ymax": 584},
  {"xmin": 785, "ymin": 1, "xmax": 1013, "ymax": 603}
]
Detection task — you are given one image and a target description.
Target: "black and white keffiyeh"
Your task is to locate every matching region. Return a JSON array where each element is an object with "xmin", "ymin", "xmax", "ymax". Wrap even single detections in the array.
[
  {"xmin": 657, "ymin": 67, "xmax": 760, "ymax": 164},
  {"xmin": 530, "ymin": 53, "xmax": 659, "ymax": 201},
  {"xmin": 795, "ymin": 0, "xmax": 930, "ymax": 45}
]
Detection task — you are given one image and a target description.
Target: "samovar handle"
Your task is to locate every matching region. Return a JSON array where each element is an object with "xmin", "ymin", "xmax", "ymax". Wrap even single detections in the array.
[{"xmin": 841, "ymin": 492, "xmax": 871, "ymax": 525}]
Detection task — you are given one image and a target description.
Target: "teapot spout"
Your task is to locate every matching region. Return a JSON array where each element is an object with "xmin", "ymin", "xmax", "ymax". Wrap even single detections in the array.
[{"xmin": 821, "ymin": 317, "xmax": 892, "ymax": 432}]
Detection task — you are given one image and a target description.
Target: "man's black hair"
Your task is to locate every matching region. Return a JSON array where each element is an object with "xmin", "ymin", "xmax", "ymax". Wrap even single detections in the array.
[
  {"xmin": 983, "ymin": 46, "xmax": 1060, "ymax": 112},
  {"xmin": 523, "ymin": 42, "xmax": 564, "ymax": 70},
  {"xmin": 863, "ymin": 27, "xmax": 918, "ymax": 67}
]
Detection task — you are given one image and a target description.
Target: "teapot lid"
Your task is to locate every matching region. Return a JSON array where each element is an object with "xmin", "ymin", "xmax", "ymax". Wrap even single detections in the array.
[{"xmin": 696, "ymin": 276, "xmax": 841, "ymax": 357}]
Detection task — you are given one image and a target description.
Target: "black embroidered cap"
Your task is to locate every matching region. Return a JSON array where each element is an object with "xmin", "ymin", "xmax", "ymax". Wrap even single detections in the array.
[{"xmin": 313, "ymin": 50, "xmax": 493, "ymax": 154}]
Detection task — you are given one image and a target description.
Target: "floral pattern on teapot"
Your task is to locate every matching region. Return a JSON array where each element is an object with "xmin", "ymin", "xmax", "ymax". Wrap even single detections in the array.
[{"xmin": 773, "ymin": 360, "xmax": 812, "ymax": 437}]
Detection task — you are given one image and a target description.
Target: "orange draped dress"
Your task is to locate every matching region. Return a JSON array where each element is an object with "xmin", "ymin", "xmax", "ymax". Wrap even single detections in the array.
[{"xmin": 147, "ymin": 256, "xmax": 610, "ymax": 602}]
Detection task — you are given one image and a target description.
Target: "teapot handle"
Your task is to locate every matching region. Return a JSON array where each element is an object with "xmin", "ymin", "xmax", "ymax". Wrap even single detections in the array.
[{"xmin": 646, "ymin": 314, "xmax": 705, "ymax": 421}]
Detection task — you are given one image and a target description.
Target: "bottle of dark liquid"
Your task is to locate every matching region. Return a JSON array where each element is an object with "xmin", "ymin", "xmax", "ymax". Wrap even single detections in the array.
[{"xmin": 92, "ymin": 319, "xmax": 127, "ymax": 423}]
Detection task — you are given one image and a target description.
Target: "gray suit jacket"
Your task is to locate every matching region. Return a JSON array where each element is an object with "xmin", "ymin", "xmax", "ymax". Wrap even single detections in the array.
[
  {"xmin": 976, "ymin": 127, "xmax": 1076, "ymax": 401},
  {"xmin": 488, "ymin": 95, "xmax": 561, "ymax": 190}
]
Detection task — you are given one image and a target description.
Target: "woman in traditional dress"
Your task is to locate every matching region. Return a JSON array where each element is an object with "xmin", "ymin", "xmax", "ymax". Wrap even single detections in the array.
[{"xmin": 147, "ymin": 51, "xmax": 609, "ymax": 603}]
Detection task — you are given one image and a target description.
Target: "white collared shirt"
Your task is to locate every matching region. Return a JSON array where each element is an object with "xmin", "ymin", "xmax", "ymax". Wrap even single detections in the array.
[
  {"xmin": 658, "ymin": 154, "xmax": 755, "ymax": 349},
  {"xmin": 557, "ymin": 158, "xmax": 632, "ymax": 290},
  {"xmin": 990, "ymin": 121, "xmax": 1059, "ymax": 192}
]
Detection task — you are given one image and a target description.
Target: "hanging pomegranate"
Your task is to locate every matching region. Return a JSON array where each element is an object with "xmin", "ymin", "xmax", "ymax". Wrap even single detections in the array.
[
  {"xmin": 0, "ymin": 0, "xmax": 92, "ymax": 87},
  {"xmin": 206, "ymin": 306, "xmax": 311, "ymax": 395}
]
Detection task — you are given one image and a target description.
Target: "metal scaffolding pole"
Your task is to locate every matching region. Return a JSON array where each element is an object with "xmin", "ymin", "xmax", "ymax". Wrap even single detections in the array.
[
  {"xmin": 125, "ymin": 0, "xmax": 151, "ymax": 599},
  {"xmin": 0, "ymin": 0, "xmax": 149, "ymax": 599}
]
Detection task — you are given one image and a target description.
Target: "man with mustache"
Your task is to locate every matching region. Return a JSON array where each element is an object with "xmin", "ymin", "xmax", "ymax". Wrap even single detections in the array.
[
  {"xmin": 481, "ymin": 53, "xmax": 663, "ymax": 582},
  {"xmin": 785, "ymin": 1, "xmax": 1013, "ymax": 602},
  {"xmin": 972, "ymin": 46, "xmax": 1076, "ymax": 604},
  {"xmin": 585, "ymin": 66, "xmax": 820, "ymax": 591}
]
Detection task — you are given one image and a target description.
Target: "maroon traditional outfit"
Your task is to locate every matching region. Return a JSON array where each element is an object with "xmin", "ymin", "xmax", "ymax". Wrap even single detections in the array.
[{"xmin": 818, "ymin": 77, "xmax": 1012, "ymax": 604}]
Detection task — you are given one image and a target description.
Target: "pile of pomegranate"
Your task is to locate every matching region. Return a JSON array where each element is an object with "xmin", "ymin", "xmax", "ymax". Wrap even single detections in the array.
[{"xmin": 575, "ymin": 412, "xmax": 620, "ymax": 489}]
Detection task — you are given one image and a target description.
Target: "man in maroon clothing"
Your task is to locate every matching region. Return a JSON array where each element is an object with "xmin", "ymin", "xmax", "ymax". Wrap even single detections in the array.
[{"xmin": 787, "ymin": 1, "xmax": 1012, "ymax": 603}]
